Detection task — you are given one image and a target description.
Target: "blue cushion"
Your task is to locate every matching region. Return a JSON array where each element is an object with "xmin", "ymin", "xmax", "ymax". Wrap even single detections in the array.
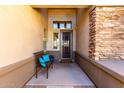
[
  {"xmin": 49, "ymin": 55, "xmax": 55, "ymax": 62},
  {"xmin": 39, "ymin": 57, "xmax": 46, "ymax": 68},
  {"xmin": 39, "ymin": 57, "xmax": 45, "ymax": 63},
  {"xmin": 42, "ymin": 54, "xmax": 50, "ymax": 62},
  {"xmin": 40, "ymin": 63, "xmax": 46, "ymax": 68}
]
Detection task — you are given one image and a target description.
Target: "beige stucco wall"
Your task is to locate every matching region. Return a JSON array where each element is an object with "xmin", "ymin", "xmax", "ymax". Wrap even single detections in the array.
[
  {"xmin": 0, "ymin": 6, "xmax": 46, "ymax": 87},
  {"xmin": 40, "ymin": 8, "xmax": 48, "ymax": 29},
  {"xmin": 76, "ymin": 8, "xmax": 89, "ymax": 58},
  {"xmin": 47, "ymin": 9, "xmax": 76, "ymax": 51},
  {"xmin": 0, "ymin": 6, "xmax": 44, "ymax": 67}
]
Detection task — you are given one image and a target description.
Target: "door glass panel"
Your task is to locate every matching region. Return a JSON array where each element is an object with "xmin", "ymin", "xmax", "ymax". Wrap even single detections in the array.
[{"xmin": 62, "ymin": 32, "xmax": 71, "ymax": 58}]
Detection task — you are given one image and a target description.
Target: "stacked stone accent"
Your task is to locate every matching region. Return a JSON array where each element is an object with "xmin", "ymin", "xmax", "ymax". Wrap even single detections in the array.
[
  {"xmin": 89, "ymin": 8, "xmax": 96, "ymax": 60},
  {"xmin": 89, "ymin": 6, "xmax": 124, "ymax": 61}
]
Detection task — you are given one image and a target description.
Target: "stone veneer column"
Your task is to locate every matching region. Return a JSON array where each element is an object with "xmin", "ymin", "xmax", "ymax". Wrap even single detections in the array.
[
  {"xmin": 89, "ymin": 6, "xmax": 124, "ymax": 61},
  {"xmin": 89, "ymin": 8, "xmax": 96, "ymax": 60}
]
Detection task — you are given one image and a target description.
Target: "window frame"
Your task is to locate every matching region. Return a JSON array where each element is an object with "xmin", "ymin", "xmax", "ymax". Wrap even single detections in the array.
[{"xmin": 53, "ymin": 21, "xmax": 72, "ymax": 29}]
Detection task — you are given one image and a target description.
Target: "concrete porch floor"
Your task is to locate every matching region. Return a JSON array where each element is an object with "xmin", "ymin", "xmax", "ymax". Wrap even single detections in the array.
[{"xmin": 25, "ymin": 62, "xmax": 95, "ymax": 88}]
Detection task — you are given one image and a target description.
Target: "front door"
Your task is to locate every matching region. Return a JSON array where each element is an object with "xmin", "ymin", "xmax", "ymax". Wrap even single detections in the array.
[{"xmin": 60, "ymin": 30, "xmax": 73, "ymax": 61}]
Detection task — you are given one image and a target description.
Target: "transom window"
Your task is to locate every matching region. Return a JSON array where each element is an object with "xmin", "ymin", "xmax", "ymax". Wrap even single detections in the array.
[
  {"xmin": 53, "ymin": 21, "xmax": 72, "ymax": 29},
  {"xmin": 53, "ymin": 23, "xmax": 58, "ymax": 29}
]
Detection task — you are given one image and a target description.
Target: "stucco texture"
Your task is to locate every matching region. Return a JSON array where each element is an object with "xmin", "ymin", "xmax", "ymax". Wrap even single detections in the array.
[
  {"xmin": 0, "ymin": 6, "xmax": 44, "ymax": 67},
  {"xmin": 76, "ymin": 8, "xmax": 89, "ymax": 58}
]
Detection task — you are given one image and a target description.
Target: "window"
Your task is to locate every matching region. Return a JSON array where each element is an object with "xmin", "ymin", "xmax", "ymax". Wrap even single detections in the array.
[
  {"xmin": 53, "ymin": 23, "xmax": 58, "ymax": 29},
  {"xmin": 66, "ymin": 23, "xmax": 72, "ymax": 29},
  {"xmin": 53, "ymin": 32, "xmax": 59, "ymax": 49},
  {"xmin": 59, "ymin": 23, "xmax": 65, "ymax": 29},
  {"xmin": 53, "ymin": 21, "xmax": 72, "ymax": 29}
]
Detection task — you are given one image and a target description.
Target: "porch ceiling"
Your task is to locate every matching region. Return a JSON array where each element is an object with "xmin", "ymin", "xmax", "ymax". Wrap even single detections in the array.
[{"xmin": 31, "ymin": 5, "xmax": 91, "ymax": 8}]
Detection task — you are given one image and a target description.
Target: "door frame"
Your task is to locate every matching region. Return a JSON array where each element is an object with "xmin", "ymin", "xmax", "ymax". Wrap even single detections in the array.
[{"xmin": 60, "ymin": 30, "xmax": 73, "ymax": 60}]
